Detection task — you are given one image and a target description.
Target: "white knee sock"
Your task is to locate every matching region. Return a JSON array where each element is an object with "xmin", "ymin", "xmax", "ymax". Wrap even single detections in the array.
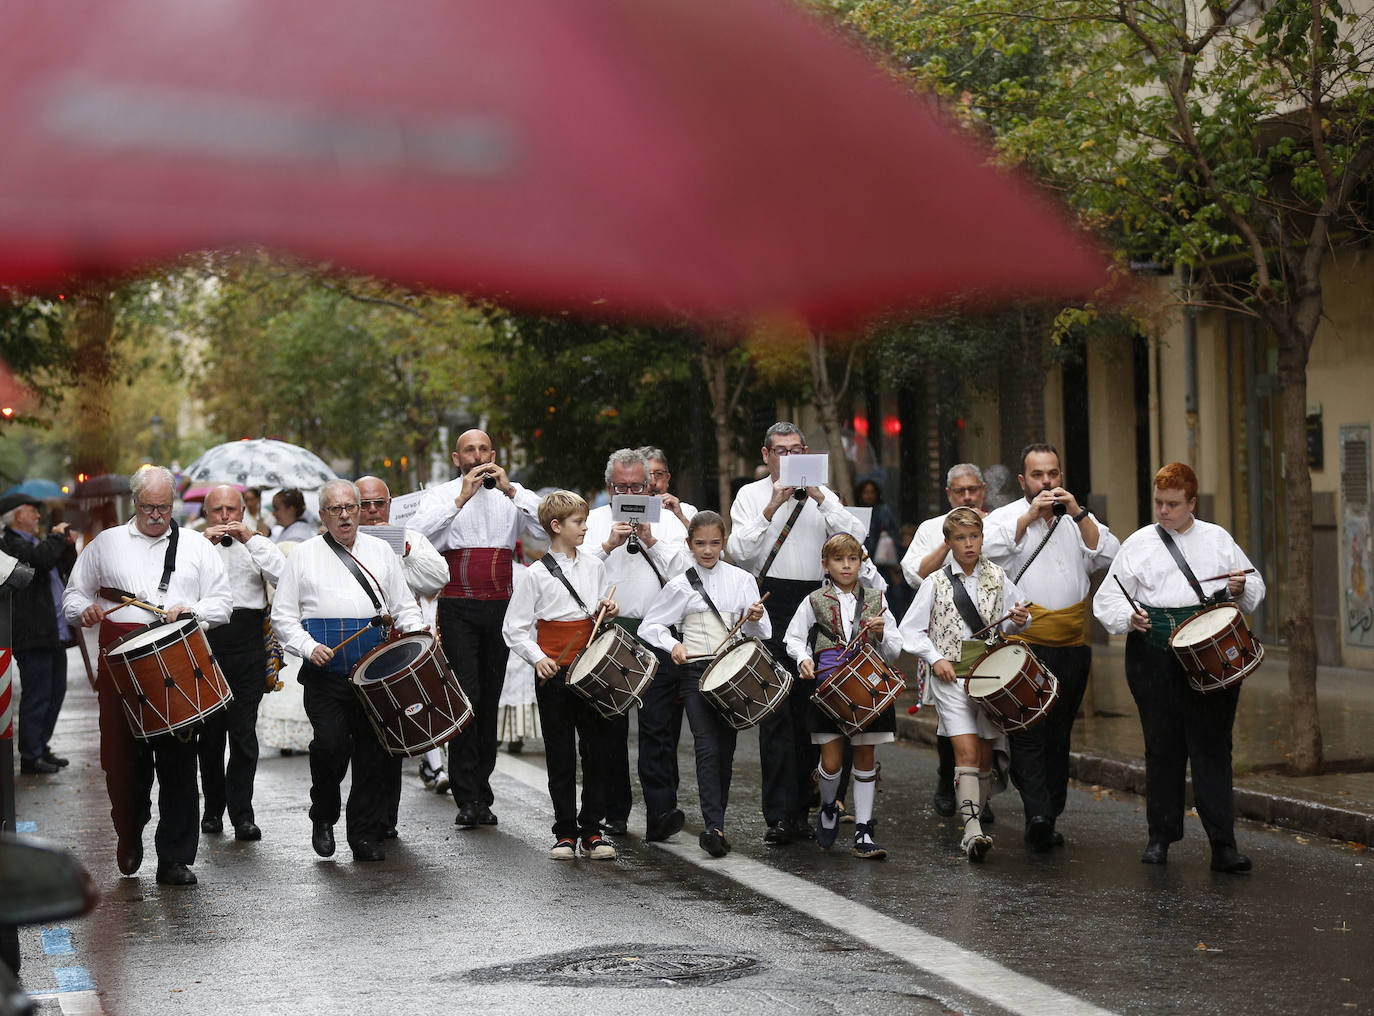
[
  {"xmin": 424, "ymin": 748, "xmax": 443, "ymax": 770},
  {"xmin": 955, "ymin": 766, "xmax": 983, "ymax": 840},
  {"xmin": 852, "ymin": 766, "xmax": 877, "ymax": 826}
]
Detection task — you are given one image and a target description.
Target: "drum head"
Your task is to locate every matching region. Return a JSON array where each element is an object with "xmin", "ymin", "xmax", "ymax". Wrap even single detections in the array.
[
  {"xmin": 701, "ymin": 641, "xmax": 757, "ymax": 692},
  {"xmin": 967, "ymin": 644, "xmax": 1025, "ymax": 695},
  {"xmin": 354, "ymin": 634, "xmax": 430, "ymax": 683},
  {"xmin": 568, "ymin": 629, "xmax": 617, "ymax": 684},
  {"xmin": 1173, "ymin": 605, "xmax": 1240, "ymax": 646},
  {"xmin": 108, "ymin": 616, "xmax": 196, "ymax": 657}
]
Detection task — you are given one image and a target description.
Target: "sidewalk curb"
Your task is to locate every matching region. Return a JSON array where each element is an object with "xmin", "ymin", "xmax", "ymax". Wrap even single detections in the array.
[{"xmin": 896, "ymin": 712, "xmax": 1372, "ymax": 846}]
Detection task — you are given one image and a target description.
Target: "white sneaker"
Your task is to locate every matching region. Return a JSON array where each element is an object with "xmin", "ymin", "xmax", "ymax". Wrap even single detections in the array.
[
  {"xmin": 549, "ymin": 837, "xmax": 576, "ymax": 859},
  {"xmin": 432, "ymin": 767, "xmax": 450, "ymax": 794},
  {"xmin": 580, "ymin": 834, "xmax": 617, "ymax": 860}
]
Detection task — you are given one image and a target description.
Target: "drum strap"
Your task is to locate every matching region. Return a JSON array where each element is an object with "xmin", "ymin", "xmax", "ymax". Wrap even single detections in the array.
[
  {"xmin": 807, "ymin": 589, "xmax": 865, "ymax": 654},
  {"xmin": 1013, "ymin": 516, "xmax": 1060, "ymax": 584},
  {"xmin": 1154, "ymin": 525, "xmax": 1208, "ymax": 605},
  {"xmin": 157, "ymin": 521, "xmax": 179, "ymax": 595},
  {"xmin": 757, "ymin": 495, "xmax": 807, "ymax": 583},
  {"xmin": 685, "ymin": 568, "xmax": 728, "ymax": 630},
  {"xmin": 324, "ymin": 533, "xmax": 383, "ymax": 612},
  {"xmin": 944, "ymin": 565, "xmax": 989, "ymax": 636},
  {"xmin": 539, "ymin": 555, "xmax": 591, "ymax": 616}
]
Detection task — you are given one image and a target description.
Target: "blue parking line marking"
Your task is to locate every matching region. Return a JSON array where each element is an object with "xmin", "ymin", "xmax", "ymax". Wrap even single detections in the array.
[
  {"xmin": 54, "ymin": 967, "xmax": 96, "ymax": 992},
  {"xmin": 41, "ymin": 928, "xmax": 75, "ymax": 956},
  {"xmin": 15, "ymin": 821, "xmax": 37, "ymax": 832}
]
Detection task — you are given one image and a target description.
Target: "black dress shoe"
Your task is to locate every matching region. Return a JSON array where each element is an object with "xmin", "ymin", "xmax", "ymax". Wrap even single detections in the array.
[
  {"xmin": 645, "ymin": 808, "xmax": 685, "ymax": 842},
  {"xmin": 117, "ymin": 835, "xmax": 144, "ymax": 875},
  {"xmin": 932, "ymin": 789, "xmax": 956, "ymax": 817},
  {"xmin": 1210, "ymin": 844, "xmax": 1252, "ymax": 873},
  {"xmin": 603, "ymin": 819, "xmax": 628, "ymax": 836},
  {"xmin": 155, "ymin": 862, "xmax": 198, "ymax": 886},
  {"xmin": 1052, "ymin": 831, "xmax": 1066, "ymax": 847},
  {"xmin": 312, "ymin": 821, "xmax": 336, "ymax": 858},
  {"xmin": 233, "ymin": 821, "xmax": 262, "ymax": 841},
  {"xmin": 786, "ymin": 817, "xmax": 816, "ymax": 842},
  {"xmin": 981, "ymin": 801, "xmax": 995, "ymax": 825},
  {"xmin": 200, "ymin": 813, "xmax": 223, "ymax": 835},
  {"xmin": 1140, "ymin": 841, "xmax": 1168, "ymax": 864},
  {"xmin": 764, "ymin": 821, "xmax": 793, "ymax": 845},
  {"xmin": 478, "ymin": 805, "xmax": 498, "ymax": 827},
  {"xmin": 455, "ymin": 802, "xmax": 481, "ymax": 829},
  {"xmin": 351, "ymin": 839, "xmax": 385, "ymax": 862},
  {"xmin": 42, "ymin": 751, "xmax": 70, "ymax": 768},
  {"xmin": 382, "ymin": 826, "xmax": 399, "ymax": 840},
  {"xmin": 1025, "ymin": 815, "xmax": 1055, "ymax": 852},
  {"xmin": 19, "ymin": 757, "xmax": 60, "ymax": 775},
  {"xmin": 700, "ymin": 829, "xmax": 728, "ymax": 858}
]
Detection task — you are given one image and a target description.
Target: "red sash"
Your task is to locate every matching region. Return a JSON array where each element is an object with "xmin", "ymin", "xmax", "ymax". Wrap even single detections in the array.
[
  {"xmin": 441, "ymin": 547, "xmax": 514, "ymax": 600},
  {"xmin": 536, "ymin": 618, "xmax": 595, "ymax": 665}
]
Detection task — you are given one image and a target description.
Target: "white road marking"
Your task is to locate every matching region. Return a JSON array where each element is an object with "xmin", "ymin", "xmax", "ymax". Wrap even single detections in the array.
[
  {"xmin": 22, "ymin": 989, "xmax": 106, "ymax": 1014},
  {"xmin": 495, "ymin": 752, "xmax": 1120, "ymax": 1016}
]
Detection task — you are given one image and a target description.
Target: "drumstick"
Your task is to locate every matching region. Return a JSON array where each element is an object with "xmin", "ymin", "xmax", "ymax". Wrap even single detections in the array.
[
  {"xmin": 712, "ymin": 591, "xmax": 771, "ymax": 655},
  {"xmin": 1195, "ymin": 567, "xmax": 1256, "ymax": 583},
  {"xmin": 585, "ymin": 584, "xmax": 617, "ymax": 649},
  {"xmin": 1112, "ymin": 575, "xmax": 1144, "ymax": 616},
  {"xmin": 105, "ymin": 595, "xmax": 169, "ymax": 617},
  {"xmin": 969, "ymin": 603, "xmax": 1024, "ymax": 641},
  {"xmin": 328, "ymin": 614, "xmax": 391, "ymax": 653}
]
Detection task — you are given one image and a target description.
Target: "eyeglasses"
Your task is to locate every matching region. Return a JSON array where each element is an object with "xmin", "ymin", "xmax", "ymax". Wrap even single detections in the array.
[
  {"xmin": 321, "ymin": 503, "xmax": 360, "ymax": 517},
  {"xmin": 135, "ymin": 503, "xmax": 173, "ymax": 516},
  {"xmin": 948, "ymin": 485, "xmax": 985, "ymax": 496},
  {"xmin": 358, "ymin": 499, "xmax": 390, "ymax": 510},
  {"xmin": 611, "ymin": 483, "xmax": 648, "ymax": 495},
  {"xmin": 647, "ymin": 470, "xmax": 669, "ymax": 481},
  {"xmin": 768, "ymin": 446, "xmax": 806, "ymax": 456}
]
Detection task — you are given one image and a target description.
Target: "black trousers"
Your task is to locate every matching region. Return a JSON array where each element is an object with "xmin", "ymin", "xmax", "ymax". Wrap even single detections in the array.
[
  {"xmin": 681, "ymin": 662, "xmax": 737, "ymax": 831},
  {"xmin": 199, "ymin": 610, "xmax": 268, "ymax": 826},
  {"xmin": 15, "ymin": 645, "xmax": 67, "ymax": 762},
  {"xmin": 1124, "ymin": 633, "xmax": 1240, "ymax": 847},
  {"xmin": 758, "ymin": 578, "xmax": 819, "ymax": 825},
  {"xmin": 1009, "ymin": 643, "xmax": 1091, "ymax": 827},
  {"xmin": 637, "ymin": 648, "xmax": 685, "ymax": 822},
  {"xmin": 534, "ymin": 668, "xmax": 611, "ymax": 840},
  {"xmin": 437, "ymin": 597, "xmax": 508, "ymax": 808},
  {"xmin": 300, "ymin": 663, "xmax": 399, "ymax": 847}
]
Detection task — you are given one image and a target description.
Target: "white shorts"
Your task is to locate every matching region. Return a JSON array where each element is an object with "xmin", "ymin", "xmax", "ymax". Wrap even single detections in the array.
[
  {"xmin": 811, "ymin": 731, "xmax": 895, "ymax": 746},
  {"xmin": 930, "ymin": 672, "xmax": 1004, "ymax": 740}
]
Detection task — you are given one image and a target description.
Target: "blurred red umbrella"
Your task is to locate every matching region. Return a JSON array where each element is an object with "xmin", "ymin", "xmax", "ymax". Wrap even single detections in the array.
[{"xmin": 0, "ymin": 0, "xmax": 1105, "ymax": 324}]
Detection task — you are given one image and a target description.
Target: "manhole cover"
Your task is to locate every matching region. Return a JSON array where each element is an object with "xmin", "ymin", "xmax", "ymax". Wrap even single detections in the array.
[{"xmin": 472, "ymin": 944, "xmax": 759, "ymax": 988}]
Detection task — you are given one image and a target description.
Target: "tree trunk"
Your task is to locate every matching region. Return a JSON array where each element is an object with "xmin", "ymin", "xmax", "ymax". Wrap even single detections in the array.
[
  {"xmin": 700, "ymin": 346, "xmax": 738, "ymax": 521},
  {"xmin": 808, "ymin": 330, "xmax": 854, "ymax": 500},
  {"xmin": 1276, "ymin": 320, "xmax": 1323, "ymax": 776},
  {"xmin": 69, "ymin": 288, "xmax": 119, "ymax": 478},
  {"xmin": 997, "ymin": 310, "xmax": 1046, "ymax": 471}
]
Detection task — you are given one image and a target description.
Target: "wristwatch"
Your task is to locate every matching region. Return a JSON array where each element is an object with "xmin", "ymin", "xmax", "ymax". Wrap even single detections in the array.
[{"xmin": 1073, "ymin": 507, "xmax": 1090, "ymax": 523}]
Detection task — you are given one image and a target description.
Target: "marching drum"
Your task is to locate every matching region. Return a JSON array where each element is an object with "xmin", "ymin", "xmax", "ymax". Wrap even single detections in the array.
[
  {"xmin": 351, "ymin": 632, "xmax": 473, "ymax": 757},
  {"xmin": 566, "ymin": 625, "xmax": 659, "ymax": 719},
  {"xmin": 964, "ymin": 642, "xmax": 1059, "ymax": 734},
  {"xmin": 1169, "ymin": 603, "xmax": 1264, "ymax": 694},
  {"xmin": 104, "ymin": 617, "xmax": 232, "ymax": 740},
  {"xmin": 811, "ymin": 643, "xmax": 906, "ymax": 737},
  {"xmin": 699, "ymin": 638, "xmax": 793, "ymax": 730}
]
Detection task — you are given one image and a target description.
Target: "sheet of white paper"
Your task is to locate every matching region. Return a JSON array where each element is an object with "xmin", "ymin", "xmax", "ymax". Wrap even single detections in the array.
[
  {"xmin": 846, "ymin": 506, "xmax": 873, "ymax": 538},
  {"xmin": 389, "ymin": 491, "xmax": 424, "ymax": 529},
  {"xmin": 612, "ymin": 494, "xmax": 663, "ymax": 524},
  {"xmin": 364, "ymin": 524, "xmax": 408, "ymax": 555},
  {"xmin": 778, "ymin": 453, "xmax": 829, "ymax": 490}
]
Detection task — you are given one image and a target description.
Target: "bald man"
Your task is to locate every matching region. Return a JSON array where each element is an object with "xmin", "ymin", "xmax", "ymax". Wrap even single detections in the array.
[
  {"xmin": 196, "ymin": 484, "xmax": 286, "ymax": 842},
  {"xmin": 410, "ymin": 430, "xmax": 543, "ymax": 830}
]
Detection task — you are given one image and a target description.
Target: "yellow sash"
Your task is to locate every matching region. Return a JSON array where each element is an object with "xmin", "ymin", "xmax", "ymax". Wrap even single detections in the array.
[{"xmin": 1008, "ymin": 598, "xmax": 1089, "ymax": 648}]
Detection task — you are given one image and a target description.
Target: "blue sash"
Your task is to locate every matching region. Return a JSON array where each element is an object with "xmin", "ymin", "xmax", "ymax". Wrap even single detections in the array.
[{"xmin": 302, "ymin": 617, "xmax": 383, "ymax": 675}]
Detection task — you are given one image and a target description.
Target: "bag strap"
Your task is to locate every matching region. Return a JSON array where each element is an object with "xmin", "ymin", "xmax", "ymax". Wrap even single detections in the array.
[
  {"xmin": 636, "ymin": 532, "xmax": 666, "ymax": 588},
  {"xmin": 539, "ymin": 554, "xmax": 591, "ymax": 616},
  {"xmin": 944, "ymin": 565, "xmax": 989, "ymax": 635},
  {"xmin": 685, "ymin": 567, "xmax": 728, "ymax": 629},
  {"xmin": 1014, "ymin": 516, "xmax": 1060, "ymax": 583},
  {"xmin": 324, "ymin": 533, "xmax": 383, "ymax": 612},
  {"xmin": 757, "ymin": 495, "xmax": 807, "ymax": 582},
  {"xmin": 157, "ymin": 521, "xmax": 179, "ymax": 595},
  {"xmin": 1155, "ymin": 525, "xmax": 1207, "ymax": 604}
]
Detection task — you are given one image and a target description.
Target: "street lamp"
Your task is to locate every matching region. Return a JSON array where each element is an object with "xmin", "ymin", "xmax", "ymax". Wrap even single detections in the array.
[{"xmin": 150, "ymin": 413, "xmax": 164, "ymax": 464}]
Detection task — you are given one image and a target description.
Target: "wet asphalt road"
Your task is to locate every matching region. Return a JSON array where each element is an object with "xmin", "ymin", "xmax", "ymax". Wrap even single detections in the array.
[{"xmin": 9, "ymin": 668, "xmax": 1372, "ymax": 1016}]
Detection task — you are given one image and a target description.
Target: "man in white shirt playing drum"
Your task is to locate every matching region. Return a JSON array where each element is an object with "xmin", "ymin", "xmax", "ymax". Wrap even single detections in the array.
[{"xmin": 1094, "ymin": 462, "xmax": 1263, "ymax": 874}]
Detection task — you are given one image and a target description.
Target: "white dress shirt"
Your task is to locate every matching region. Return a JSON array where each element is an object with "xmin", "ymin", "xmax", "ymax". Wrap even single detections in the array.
[
  {"xmin": 783, "ymin": 588, "xmax": 902, "ymax": 666},
  {"xmin": 271, "ymin": 532, "xmax": 424, "ymax": 660},
  {"xmin": 898, "ymin": 563, "xmax": 1030, "ymax": 667},
  {"xmin": 409, "ymin": 478, "xmax": 543, "ymax": 553},
  {"xmin": 982, "ymin": 499, "xmax": 1120, "ymax": 609},
  {"xmin": 899, "ymin": 511, "xmax": 955, "ymax": 589},
  {"xmin": 639, "ymin": 561, "xmax": 770, "ymax": 656},
  {"xmin": 501, "ymin": 549, "xmax": 610, "ymax": 667},
  {"xmin": 396, "ymin": 528, "xmax": 450, "ymax": 599},
  {"xmin": 727, "ymin": 477, "xmax": 865, "ymax": 581},
  {"xmin": 1093, "ymin": 518, "xmax": 1265, "ymax": 634},
  {"xmin": 585, "ymin": 503, "xmax": 692, "ymax": 619},
  {"xmin": 64, "ymin": 519, "xmax": 233, "ymax": 628},
  {"xmin": 205, "ymin": 532, "xmax": 285, "ymax": 610}
]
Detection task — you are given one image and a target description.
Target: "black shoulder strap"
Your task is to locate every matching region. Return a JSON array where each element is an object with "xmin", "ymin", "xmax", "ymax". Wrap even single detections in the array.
[
  {"xmin": 1155, "ymin": 525, "xmax": 1207, "ymax": 604},
  {"xmin": 684, "ymin": 567, "xmax": 728, "ymax": 629},
  {"xmin": 757, "ymin": 495, "xmax": 807, "ymax": 582},
  {"xmin": 539, "ymin": 554, "xmax": 591, "ymax": 615},
  {"xmin": 1014, "ymin": 516, "xmax": 1060, "ymax": 583},
  {"xmin": 944, "ymin": 565, "xmax": 989, "ymax": 634},
  {"xmin": 157, "ymin": 521, "xmax": 179, "ymax": 595},
  {"xmin": 325, "ymin": 533, "xmax": 383, "ymax": 612},
  {"xmin": 637, "ymin": 536, "xmax": 666, "ymax": 588}
]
